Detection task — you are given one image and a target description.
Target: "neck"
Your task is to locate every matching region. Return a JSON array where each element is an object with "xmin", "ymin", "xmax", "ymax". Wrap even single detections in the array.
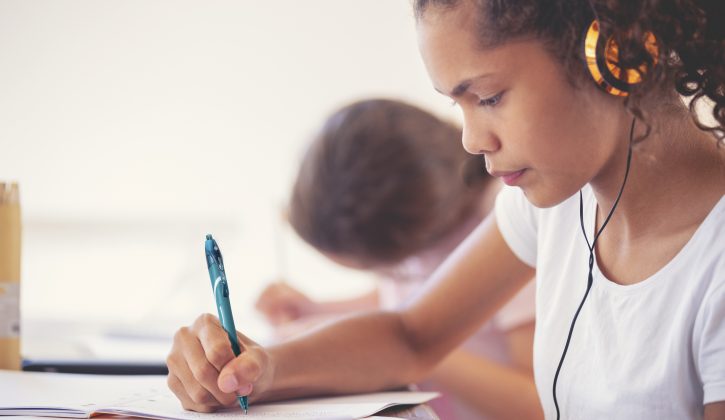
[{"xmin": 589, "ymin": 105, "xmax": 725, "ymax": 243}]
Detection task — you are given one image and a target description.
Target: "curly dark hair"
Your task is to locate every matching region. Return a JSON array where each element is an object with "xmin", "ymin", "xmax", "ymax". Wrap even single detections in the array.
[
  {"xmin": 414, "ymin": 0, "xmax": 725, "ymax": 142},
  {"xmin": 288, "ymin": 99, "xmax": 493, "ymax": 265}
]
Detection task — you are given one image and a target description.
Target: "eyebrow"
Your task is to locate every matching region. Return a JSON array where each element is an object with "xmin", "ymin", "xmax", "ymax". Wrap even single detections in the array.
[{"xmin": 435, "ymin": 74, "xmax": 494, "ymax": 98}]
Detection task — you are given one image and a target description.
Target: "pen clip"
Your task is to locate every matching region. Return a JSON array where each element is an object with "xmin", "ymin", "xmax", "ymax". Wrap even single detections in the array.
[{"xmin": 214, "ymin": 244, "xmax": 225, "ymax": 272}]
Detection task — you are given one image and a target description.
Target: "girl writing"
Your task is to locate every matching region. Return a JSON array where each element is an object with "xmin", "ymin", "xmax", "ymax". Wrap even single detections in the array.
[{"xmin": 166, "ymin": 1, "xmax": 724, "ymax": 417}]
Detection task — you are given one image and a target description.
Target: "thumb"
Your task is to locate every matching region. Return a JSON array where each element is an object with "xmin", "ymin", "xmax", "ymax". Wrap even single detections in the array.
[{"xmin": 217, "ymin": 347, "xmax": 265, "ymax": 394}]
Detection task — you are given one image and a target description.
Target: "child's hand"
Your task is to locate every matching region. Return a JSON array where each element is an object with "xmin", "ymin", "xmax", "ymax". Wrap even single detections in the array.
[
  {"xmin": 166, "ymin": 313, "xmax": 273, "ymax": 412},
  {"xmin": 255, "ymin": 282, "xmax": 318, "ymax": 325}
]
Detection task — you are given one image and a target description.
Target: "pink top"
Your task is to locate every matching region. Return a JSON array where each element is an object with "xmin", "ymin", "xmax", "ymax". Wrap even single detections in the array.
[{"xmin": 375, "ymin": 215, "xmax": 536, "ymax": 419}]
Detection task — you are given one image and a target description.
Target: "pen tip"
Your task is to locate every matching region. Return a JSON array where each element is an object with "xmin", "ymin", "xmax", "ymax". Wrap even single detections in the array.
[{"xmin": 206, "ymin": 234, "xmax": 212, "ymax": 240}]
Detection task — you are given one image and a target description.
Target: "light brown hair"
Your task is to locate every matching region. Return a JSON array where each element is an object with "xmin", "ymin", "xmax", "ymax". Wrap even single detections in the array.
[{"xmin": 289, "ymin": 99, "xmax": 493, "ymax": 265}]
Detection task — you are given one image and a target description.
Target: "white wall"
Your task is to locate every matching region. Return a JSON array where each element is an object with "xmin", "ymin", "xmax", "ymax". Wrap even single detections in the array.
[{"xmin": 0, "ymin": 1, "xmax": 461, "ymax": 348}]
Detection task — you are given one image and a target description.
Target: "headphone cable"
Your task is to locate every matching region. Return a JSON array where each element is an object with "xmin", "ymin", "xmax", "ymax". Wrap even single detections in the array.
[{"xmin": 552, "ymin": 117, "xmax": 636, "ymax": 419}]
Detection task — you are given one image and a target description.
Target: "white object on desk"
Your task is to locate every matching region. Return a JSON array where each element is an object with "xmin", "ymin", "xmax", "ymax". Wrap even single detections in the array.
[{"xmin": 0, "ymin": 370, "xmax": 438, "ymax": 420}]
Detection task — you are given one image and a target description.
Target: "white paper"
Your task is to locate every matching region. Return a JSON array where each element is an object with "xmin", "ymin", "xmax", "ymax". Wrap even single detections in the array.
[{"xmin": 0, "ymin": 371, "xmax": 438, "ymax": 419}]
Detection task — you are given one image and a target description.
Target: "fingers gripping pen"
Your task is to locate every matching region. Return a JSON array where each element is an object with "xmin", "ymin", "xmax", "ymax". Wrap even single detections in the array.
[{"xmin": 205, "ymin": 234, "xmax": 249, "ymax": 414}]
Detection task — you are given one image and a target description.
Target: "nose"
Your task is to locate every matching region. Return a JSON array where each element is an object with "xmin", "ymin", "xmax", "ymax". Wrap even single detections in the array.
[{"xmin": 461, "ymin": 112, "xmax": 500, "ymax": 155}]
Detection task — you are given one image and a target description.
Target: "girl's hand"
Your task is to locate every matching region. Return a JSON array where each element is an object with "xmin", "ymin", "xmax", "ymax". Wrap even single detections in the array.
[
  {"xmin": 255, "ymin": 282, "xmax": 319, "ymax": 325},
  {"xmin": 166, "ymin": 313, "xmax": 273, "ymax": 412}
]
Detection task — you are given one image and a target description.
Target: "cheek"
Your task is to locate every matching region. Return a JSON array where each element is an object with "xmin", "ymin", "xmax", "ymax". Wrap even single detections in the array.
[
  {"xmin": 503, "ymin": 96, "xmax": 606, "ymax": 207},
  {"xmin": 508, "ymin": 57, "xmax": 606, "ymax": 158},
  {"xmin": 518, "ymin": 86, "xmax": 605, "ymax": 168}
]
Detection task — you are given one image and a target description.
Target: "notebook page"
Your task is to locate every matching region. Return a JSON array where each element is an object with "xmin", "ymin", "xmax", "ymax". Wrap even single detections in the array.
[
  {"xmin": 0, "ymin": 371, "xmax": 438, "ymax": 419},
  {"xmin": 100, "ymin": 388, "xmax": 439, "ymax": 419},
  {"xmin": 0, "ymin": 370, "xmax": 164, "ymax": 417}
]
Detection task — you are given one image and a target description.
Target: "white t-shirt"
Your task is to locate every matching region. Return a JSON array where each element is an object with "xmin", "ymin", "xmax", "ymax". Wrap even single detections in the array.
[{"xmin": 496, "ymin": 185, "xmax": 725, "ymax": 420}]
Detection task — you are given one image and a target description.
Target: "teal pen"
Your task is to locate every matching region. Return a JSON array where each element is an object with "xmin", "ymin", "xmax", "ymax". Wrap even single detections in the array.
[{"xmin": 204, "ymin": 234, "xmax": 249, "ymax": 414}]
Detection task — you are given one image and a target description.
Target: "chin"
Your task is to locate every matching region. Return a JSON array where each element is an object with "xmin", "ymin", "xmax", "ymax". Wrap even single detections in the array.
[{"xmin": 520, "ymin": 186, "xmax": 577, "ymax": 209}]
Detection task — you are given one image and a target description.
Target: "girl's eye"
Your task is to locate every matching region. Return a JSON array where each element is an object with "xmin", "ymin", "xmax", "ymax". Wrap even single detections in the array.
[{"xmin": 478, "ymin": 92, "xmax": 504, "ymax": 107}]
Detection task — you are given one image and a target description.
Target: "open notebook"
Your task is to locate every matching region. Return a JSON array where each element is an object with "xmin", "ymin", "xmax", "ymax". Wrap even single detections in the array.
[{"xmin": 0, "ymin": 371, "xmax": 438, "ymax": 419}]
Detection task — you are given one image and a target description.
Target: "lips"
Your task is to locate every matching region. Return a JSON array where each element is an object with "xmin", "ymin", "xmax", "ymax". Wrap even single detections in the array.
[{"xmin": 490, "ymin": 169, "xmax": 526, "ymax": 186}]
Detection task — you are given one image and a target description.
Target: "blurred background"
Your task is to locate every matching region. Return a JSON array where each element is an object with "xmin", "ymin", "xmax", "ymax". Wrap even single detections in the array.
[{"xmin": 0, "ymin": 0, "xmax": 461, "ymax": 362}]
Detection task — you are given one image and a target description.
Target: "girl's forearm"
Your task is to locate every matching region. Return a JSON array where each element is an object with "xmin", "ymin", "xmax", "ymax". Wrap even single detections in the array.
[
  {"xmin": 257, "ymin": 310, "xmax": 426, "ymax": 402},
  {"xmin": 429, "ymin": 350, "xmax": 543, "ymax": 420}
]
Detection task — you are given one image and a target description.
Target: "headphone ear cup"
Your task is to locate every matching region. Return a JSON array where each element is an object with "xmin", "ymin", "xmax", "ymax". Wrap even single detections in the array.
[
  {"xmin": 584, "ymin": 20, "xmax": 630, "ymax": 96},
  {"xmin": 583, "ymin": 20, "xmax": 658, "ymax": 97}
]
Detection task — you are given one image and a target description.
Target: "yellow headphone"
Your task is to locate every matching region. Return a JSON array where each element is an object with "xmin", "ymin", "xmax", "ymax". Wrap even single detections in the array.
[{"xmin": 584, "ymin": 20, "xmax": 659, "ymax": 97}]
